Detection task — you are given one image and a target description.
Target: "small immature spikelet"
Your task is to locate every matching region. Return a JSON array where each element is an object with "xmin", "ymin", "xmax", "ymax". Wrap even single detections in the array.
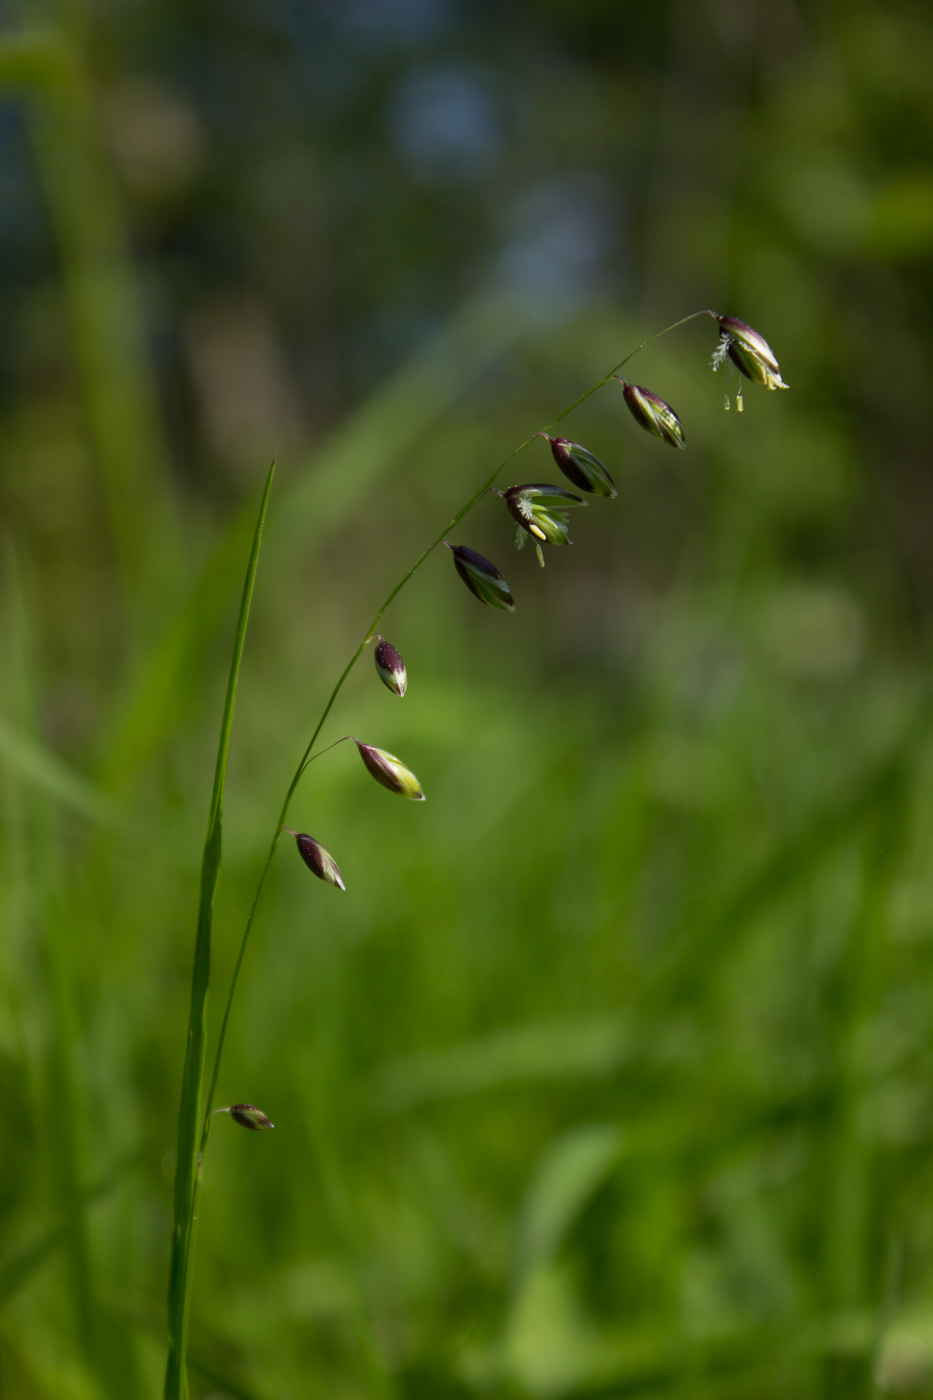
[
  {"xmin": 715, "ymin": 315, "xmax": 788, "ymax": 391},
  {"xmin": 447, "ymin": 543, "xmax": 515, "ymax": 611},
  {"xmin": 615, "ymin": 378, "xmax": 686, "ymax": 449},
  {"xmin": 373, "ymin": 636, "xmax": 407, "ymax": 698},
  {"xmin": 288, "ymin": 831, "xmax": 345, "ymax": 891},
  {"xmin": 504, "ymin": 484, "xmax": 585, "ymax": 565},
  {"xmin": 354, "ymin": 739, "xmax": 425, "ymax": 799},
  {"xmin": 546, "ymin": 436, "xmax": 617, "ymax": 497},
  {"xmin": 228, "ymin": 1104, "xmax": 274, "ymax": 1131}
]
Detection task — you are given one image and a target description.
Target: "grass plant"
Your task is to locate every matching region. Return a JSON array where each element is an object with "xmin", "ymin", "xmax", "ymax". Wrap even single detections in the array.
[
  {"xmin": 2, "ymin": 14, "xmax": 932, "ymax": 1392},
  {"xmin": 163, "ymin": 310, "xmax": 789, "ymax": 1397}
]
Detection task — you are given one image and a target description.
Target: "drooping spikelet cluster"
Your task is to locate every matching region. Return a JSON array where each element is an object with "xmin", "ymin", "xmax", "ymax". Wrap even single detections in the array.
[
  {"xmin": 230, "ymin": 310, "xmax": 786, "ymax": 1153},
  {"xmin": 285, "ymin": 313, "xmax": 786, "ymax": 892},
  {"xmin": 442, "ymin": 311, "xmax": 786, "ymax": 581}
]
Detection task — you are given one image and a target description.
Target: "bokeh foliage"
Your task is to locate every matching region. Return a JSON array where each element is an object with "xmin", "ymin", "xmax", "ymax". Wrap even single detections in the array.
[{"xmin": 1, "ymin": 0, "xmax": 933, "ymax": 1396}]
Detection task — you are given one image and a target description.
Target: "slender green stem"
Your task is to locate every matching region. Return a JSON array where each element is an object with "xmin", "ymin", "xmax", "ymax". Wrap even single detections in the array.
[
  {"xmin": 198, "ymin": 308, "xmax": 716, "ymax": 1156},
  {"xmin": 163, "ymin": 463, "xmax": 275, "ymax": 1400}
]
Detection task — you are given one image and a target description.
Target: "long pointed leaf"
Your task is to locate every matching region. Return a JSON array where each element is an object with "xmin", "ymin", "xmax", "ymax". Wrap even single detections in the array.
[{"xmin": 163, "ymin": 462, "xmax": 274, "ymax": 1400}]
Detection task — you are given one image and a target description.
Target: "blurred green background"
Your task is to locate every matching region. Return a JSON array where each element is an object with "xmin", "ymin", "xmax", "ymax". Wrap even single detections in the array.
[{"xmin": 1, "ymin": 0, "xmax": 933, "ymax": 1395}]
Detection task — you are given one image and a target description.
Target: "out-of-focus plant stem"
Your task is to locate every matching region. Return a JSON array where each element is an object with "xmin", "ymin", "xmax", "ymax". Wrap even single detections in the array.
[
  {"xmin": 0, "ymin": 20, "xmax": 177, "ymax": 1389},
  {"xmin": 0, "ymin": 18, "xmax": 178, "ymax": 630}
]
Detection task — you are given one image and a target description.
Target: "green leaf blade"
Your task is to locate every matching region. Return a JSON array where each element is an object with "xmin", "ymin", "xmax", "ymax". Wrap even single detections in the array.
[{"xmin": 163, "ymin": 462, "xmax": 274, "ymax": 1400}]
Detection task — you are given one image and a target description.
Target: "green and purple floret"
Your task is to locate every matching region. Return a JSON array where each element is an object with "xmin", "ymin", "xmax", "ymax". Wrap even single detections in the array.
[
  {"xmin": 373, "ymin": 635, "xmax": 407, "ymax": 697},
  {"xmin": 354, "ymin": 738, "xmax": 425, "ymax": 799},
  {"xmin": 503, "ymin": 483, "xmax": 586, "ymax": 567},
  {"xmin": 505, "ymin": 483, "xmax": 585, "ymax": 545},
  {"xmin": 546, "ymin": 436, "xmax": 617, "ymax": 497},
  {"xmin": 615, "ymin": 378, "xmax": 686, "ymax": 448},
  {"xmin": 216, "ymin": 1104, "xmax": 274, "ymax": 1131},
  {"xmin": 447, "ymin": 543, "xmax": 516, "ymax": 611},
  {"xmin": 286, "ymin": 830, "xmax": 345, "ymax": 890},
  {"xmin": 713, "ymin": 315, "xmax": 788, "ymax": 391}
]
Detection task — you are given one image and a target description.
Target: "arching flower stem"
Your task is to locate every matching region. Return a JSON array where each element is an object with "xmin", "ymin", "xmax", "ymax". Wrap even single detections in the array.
[
  {"xmin": 199, "ymin": 306, "xmax": 714, "ymax": 1153},
  {"xmin": 185, "ymin": 308, "xmax": 718, "ymax": 1361}
]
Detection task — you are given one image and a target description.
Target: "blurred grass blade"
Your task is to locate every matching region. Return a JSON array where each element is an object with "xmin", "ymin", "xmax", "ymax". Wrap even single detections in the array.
[
  {"xmin": 101, "ymin": 509, "xmax": 260, "ymax": 793},
  {"xmin": 271, "ymin": 289, "xmax": 532, "ymax": 565},
  {"xmin": 650, "ymin": 708, "xmax": 930, "ymax": 1009},
  {"xmin": 164, "ymin": 463, "xmax": 274, "ymax": 1400},
  {"xmin": 291, "ymin": 1057, "xmax": 398, "ymax": 1400},
  {"xmin": 512, "ymin": 1123, "xmax": 624, "ymax": 1289},
  {"xmin": 0, "ymin": 716, "xmax": 120, "ymax": 826},
  {"xmin": 0, "ymin": 30, "xmax": 63, "ymax": 87},
  {"xmin": 100, "ymin": 288, "xmax": 534, "ymax": 792},
  {"xmin": 0, "ymin": 24, "xmax": 179, "ymax": 615},
  {"xmin": 107, "ymin": 1297, "xmax": 268, "ymax": 1400},
  {"xmin": 0, "ymin": 1153, "xmax": 132, "ymax": 1309},
  {"xmin": 374, "ymin": 1016, "xmax": 632, "ymax": 1113},
  {"xmin": 1, "ymin": 542, "xmax": 104, "ymax": 1385}
]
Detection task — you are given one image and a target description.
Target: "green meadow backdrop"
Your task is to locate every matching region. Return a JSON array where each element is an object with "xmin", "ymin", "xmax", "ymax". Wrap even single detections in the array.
[{"xmin": 1, "ymin": 0, "xmax": 933, "ymax": 1395}]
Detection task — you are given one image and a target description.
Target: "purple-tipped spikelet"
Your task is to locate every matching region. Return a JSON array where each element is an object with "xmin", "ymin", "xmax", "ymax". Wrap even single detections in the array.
[
  {"xmin": 504, "ymin": 484, "xmax": 585, "ymax": 554},
  {"xmin": 374, "ymin": 636, "xmax": 408, "ymax": 697},
  {"xmin": 354, "ymin": 739, "xmax": 425, "ymax": 799},
  {"xmin": 447, "ymin": 544, "xmax": 515, "ymax": 611},
  {"xmin": 714, "ymin": 315, "xmax": 788, "ymax": 391},
  {"xmin": 228, "ymin": 1104, "xmax": 274, "ymax": 1131},
  {"xmin": 289, "ymin": 831, "xmax": 345, "ymax": 891},
  {"xmin": 615, "ymin": 379, "xmax": 686, "ymax": 449},
  {"xmin": 546, "ymin": 436, "xmax": 617, "ymax": 497}
]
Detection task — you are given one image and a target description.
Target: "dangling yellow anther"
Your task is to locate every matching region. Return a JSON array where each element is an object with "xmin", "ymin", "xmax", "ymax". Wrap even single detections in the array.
[
  {"xmin": 736, "ymin": 384, "xmax": 744, "ymax": 412},
  {"xmin": 724, "ymin": 391, "xmax": 730, "ymax": 411}
]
